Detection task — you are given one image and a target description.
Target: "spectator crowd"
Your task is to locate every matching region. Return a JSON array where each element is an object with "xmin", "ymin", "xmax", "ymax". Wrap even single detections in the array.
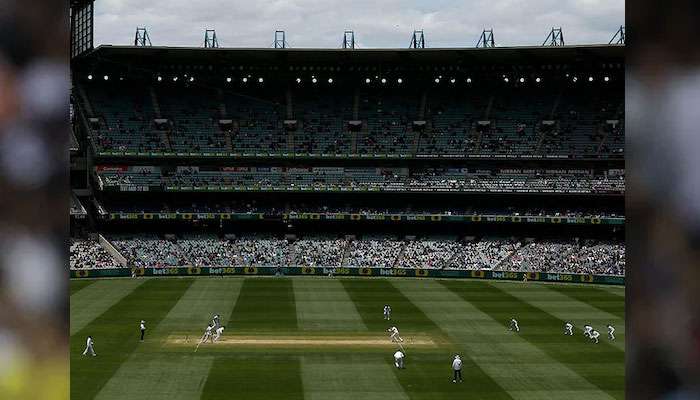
[{"xmin": 70, "ymin": 234, "xmax": 625, "ymax": 276}]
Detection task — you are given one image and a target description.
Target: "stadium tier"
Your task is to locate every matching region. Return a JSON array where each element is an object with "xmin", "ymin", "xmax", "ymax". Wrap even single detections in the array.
[
  {"xmin": 69, "ymin": 234, "xmax": 625, "ymax": 276},
  {"xmin": 94, "ymin": 166, "xmax": 624, "ymax": 194},
  {"xmin": 80, "ymin": 82, "xmax": 623, "ymax": 159}
]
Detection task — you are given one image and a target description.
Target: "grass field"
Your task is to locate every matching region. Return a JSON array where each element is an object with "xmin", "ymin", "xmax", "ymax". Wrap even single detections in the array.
[{"xmin": 70, "ymin": 277, "xmax": 625, "ymax": 400}]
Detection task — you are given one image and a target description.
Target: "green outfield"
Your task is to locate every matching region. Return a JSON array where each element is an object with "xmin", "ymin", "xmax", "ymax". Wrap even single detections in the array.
[{"xmin": 70, "ymin": 277, "xmax": 625, "ymax": 400}]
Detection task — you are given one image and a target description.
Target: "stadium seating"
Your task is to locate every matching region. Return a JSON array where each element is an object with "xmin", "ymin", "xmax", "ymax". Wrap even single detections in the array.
[
  {"xmin": 82, "ymin": 83, "xmax": 623, "ymax": 159},
  {"xmin": 70, "ymin": 239, "xmax": 121, "ymax": 269},
  {"xmin": 71, "ymin": 234, "xmax": 624, "ymax": 276},
  {"xmin": 96, "ymin": 167, "xmax": 625, "ymax": 194}
]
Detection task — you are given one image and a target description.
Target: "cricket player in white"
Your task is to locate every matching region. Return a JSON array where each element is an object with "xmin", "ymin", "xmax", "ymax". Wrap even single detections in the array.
[
  {"xmin": 140, "ymin": 320, "xmax": 146, "ymax": 341},
  {"xmin": 590, "ymin": 329, "xmax": 600, "ymax": 344},
  {"xmin": 383, "ymin": 304, "xmax": 392, "ymax": 320},
  {"xmin": 82, "ymin": 336, "xmax": 96, "ymax": 356},
  {"xmin": 212, "ymin": 314, "xmax": 220, "ymax": 330},
  {"xmin": 394, "ymin": 350, "xmax": 405, "ymax": 369},
  {"xmin": 200, "ymin": 324, "xmax": 214, "ymax": 344},
  {"xmin": 214, "ymin": 326, "xmax": 225, "ymax": 342},
  {"xmin": 564, "ymin": 322, "xmax": 574, "ymax": 336},
  {"xmin": 452, "ymin": 355, "xmax": 463, "ymax": 383},
  {"xmin": 607, "ymin": 324, "xmax": 615, "ymax": 340},
  {"xmin": 583, "ymin": 324, "xmax": 593, "ymax": 338},
  {"xmin": 509, "ymin": 318, "xmax": 520, "ymax": 332},
  {"xmin": 387, "ymin": 326, "xmax": 403, "ymax": 343}
]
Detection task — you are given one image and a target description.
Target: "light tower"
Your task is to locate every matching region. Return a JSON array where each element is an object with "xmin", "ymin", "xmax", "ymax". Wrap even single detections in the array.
[
  {"xmin": 410, "ymin": 30, "xmax": 425, "ymax": 48},
  {"xmin": 204, "ymin": 29, "xmax": 219, "ymax": 48},
  {"xmin": 134, "ymin": 27, "xmax": 152, "ymax": 47},
  {"xmin": 476, "ymin": 29, "xmax": 495, "ymax": 48},
  {"xmin": 70, "ymin": 0, "xmax": 95, "ymax": 58},
  {"xmin": 274, "ymin": 30, "xmax": 287, "ymax": 48},
  {"xmin": 343, "ymin": 30, "xmax": 356, "ymax": 49},
  {"xmin": 609, "ymin": 26, "xmax": 625, "ymax": 45},
  {"xmin": 543, "ymin": 27, "xmax": 565, "ymax": 46}
]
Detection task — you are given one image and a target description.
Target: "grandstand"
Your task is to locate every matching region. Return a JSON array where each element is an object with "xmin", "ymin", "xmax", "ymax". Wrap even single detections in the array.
[{"xmin": 70, "ymin": 43, "xmax": 624, "ymax": 278}]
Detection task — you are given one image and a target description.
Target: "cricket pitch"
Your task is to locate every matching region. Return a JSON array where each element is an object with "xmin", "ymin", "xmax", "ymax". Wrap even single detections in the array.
[{"xmin": 166, "ymin": 334, "xmax": 439, "ymax": 349}]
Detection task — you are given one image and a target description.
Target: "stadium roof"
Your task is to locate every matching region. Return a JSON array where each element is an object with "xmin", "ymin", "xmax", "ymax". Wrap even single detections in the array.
[{"xmin": 76, "ymin": 44, "xmax": 624, "ymax": 69}]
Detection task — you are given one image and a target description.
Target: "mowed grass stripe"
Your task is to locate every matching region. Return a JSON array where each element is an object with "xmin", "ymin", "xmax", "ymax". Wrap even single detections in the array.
[
  {"xmin": 441, "ymin": 281, "xmax": 623, "ymax": 399},
  {"xmin": 494, "ymin": 282, "xmax": 624, "ymax": 352},
  {"xmin": 70, "ymin": 279, "xmax": 95, "ymax": 295},
  {"xmin": 301, "ymin": 354, "xmax": 409, "ymax": 400},
  {"xmin": 342, "ymin": 279, "xmax": 510, "ymax": 400},
  {"xmin": 70, "ymin": 278, "xmax": 194, "ymax": 400},
  {"xmin": 599, "ymin": 286, "xmax": 625, "ymax": 298},
  {"xmin": 394, "ymin": 279, "xmax": 608, "ymax": 400},
  {"xmin": 548, "ymin": 285, "xmax": 625, "ymax": 320},
  {"xmin": 95, "ymin": 354, "xmax": 213, "ymax": 400},
  {"xmin": 70, "ymin": 278, "xmax": 147, "ymax": 335},
  {"xmin": 294, "ymin": 278, "xmax": 367, "ymax": 331},
  {"xmin": 202, "ymin": 278, "xmax": 303, "ymax": 400},
  {"xmin": 95, "ymin": 278, "xmax": 244, "ymax": 400},
  {"xmin": 158, "ymin": 277, "xmax": 244, "ymax": 335},
  {"xmin": 228, "ymin": 278, "xmax": 298, "ymax": 332},
  {"xmin": 201, "ymin": 354, "xmax": 304, "ymax": 400}
]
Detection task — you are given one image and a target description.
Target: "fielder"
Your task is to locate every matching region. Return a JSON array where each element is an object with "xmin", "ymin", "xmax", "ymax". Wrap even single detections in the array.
[
  {"xmin": 509, "ymin": 318, "xmax": 520, "ymax": 333},
  {"xmin": 214, "ymin": 326, "xmax": 225, "ymax": 342},
  {"xmin": 82, "ymin": 336, "xmax": 96, "ymax": 356},
  {"xmin": 387, "ymin": 326, "xmax": 404, "ymax": 343},
  {"xmin": 383, "ymin": 304, "xmax": 392, "ymax": 321},
  {"xmin": 393, "ymin": 350, "xmax": 405, "ymax": 369},
  {"xmin": 452, "ymin": 355, "xmax": 463, "ymax": 383},
  {"xmin": 607, "ymin": 324, "xmax": 615, "ymax": 341},
  {"xmin": 140, "ymin": 320, "xmax": 146, "ymax": 341},
  {"xmin": 212, "ymin": 314, "xmax": 221, "ymax": 330},
  {"xmin": 590, "ymin": 329, "xmax": 600, "ymax": 344},
  {"xmin": 583, "ymin": 324, "xmax": 593, "ymax": 338},
  {"xmin": 564, "ymin": 322, "xmax": 574, "ymax": 336}
]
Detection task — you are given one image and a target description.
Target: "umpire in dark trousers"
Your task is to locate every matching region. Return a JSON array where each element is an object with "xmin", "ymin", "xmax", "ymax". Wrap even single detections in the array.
[{"xmin": 452, "ymin": 355, "xmax": 463, "ymax": 383}]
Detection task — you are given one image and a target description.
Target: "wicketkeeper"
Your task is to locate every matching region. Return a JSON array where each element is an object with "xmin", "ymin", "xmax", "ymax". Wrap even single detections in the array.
[{"xmin": 394, "ymin": 350, "xmax": 405, "ymax": 369}]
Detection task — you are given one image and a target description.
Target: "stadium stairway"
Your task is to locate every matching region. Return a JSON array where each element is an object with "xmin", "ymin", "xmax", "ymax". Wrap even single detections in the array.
[
  {"xmin": 75, "ymin": 83, "xmax": 95, "ymax": 117},
  {"xmin": 339, "ymin": 239, "xmax": 352, "ymax": 267},
  {"xmin": 149, "ymin": 87, "xmax": 162, "ymax": 119},
  {"xmin": 391, "ymin": 240, "xmax": 408, "ymax": 268},
  {"xmin": 495, "ymin": 240, "xmax": 531, "ymax": 270}
]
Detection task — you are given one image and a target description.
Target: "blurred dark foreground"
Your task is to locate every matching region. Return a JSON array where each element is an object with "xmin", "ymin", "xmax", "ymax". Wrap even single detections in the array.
[
  {"xmin": 627, "ymin": 0, "xmax": 700, "ymax": 398},
  {"xmin": 0, "ymin": 0, "xmax": 69, "ymax": 399}
]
